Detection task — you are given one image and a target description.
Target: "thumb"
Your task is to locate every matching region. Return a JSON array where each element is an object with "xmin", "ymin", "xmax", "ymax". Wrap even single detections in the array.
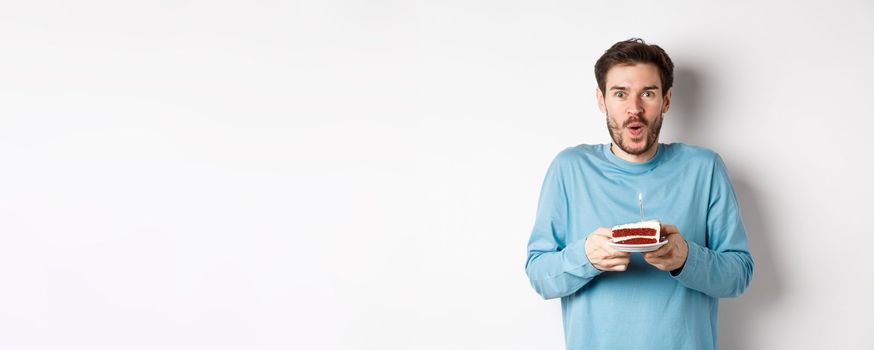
[
  {"xmin": 661, "ymin": 224, "xmax": 679, "ymax": 235},
  {"xmin": 589, "ymin": 227, "xmax": 609, "ymax": 237}
]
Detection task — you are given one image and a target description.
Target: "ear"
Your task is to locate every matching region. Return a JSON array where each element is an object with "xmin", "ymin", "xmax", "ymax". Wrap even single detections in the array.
[
  {"xmin": 596, "ymin": 87, "xmax": 606, "ymax": 113},
  {"xmin": 661, "ymin": 88, "xmax": 672, "ymax": 113}
]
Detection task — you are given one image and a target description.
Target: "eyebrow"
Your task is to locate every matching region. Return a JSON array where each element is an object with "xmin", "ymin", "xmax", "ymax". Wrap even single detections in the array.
[{"xmin": 609, "ymin": 85, "xmax": 661, "ymax": 91}]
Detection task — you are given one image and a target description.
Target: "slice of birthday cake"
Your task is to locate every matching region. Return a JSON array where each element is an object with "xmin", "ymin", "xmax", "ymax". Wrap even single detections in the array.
[{"xmin": 611, "ymin": 220, "xmax": 661, "ymax": 245}]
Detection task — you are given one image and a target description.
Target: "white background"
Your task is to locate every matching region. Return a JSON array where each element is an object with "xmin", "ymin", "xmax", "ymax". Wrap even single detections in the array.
[{"xmin": 1, "ymin": 1, "xmax": 872, "ymax": 349}]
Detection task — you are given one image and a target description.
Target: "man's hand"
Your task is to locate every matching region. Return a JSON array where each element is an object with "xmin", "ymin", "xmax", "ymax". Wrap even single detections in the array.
[
  {"xmin": 585, "ymin": 227, "xmax": 631, "ymax": 272},
  {"xmin": 643, "ymin": 224, "xmax": 688, "ymax": 272}
]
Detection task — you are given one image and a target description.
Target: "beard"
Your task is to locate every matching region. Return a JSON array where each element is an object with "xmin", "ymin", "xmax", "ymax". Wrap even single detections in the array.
[{"xmin": 606, "ymin": 112, "xmax": 663, "ymax": 156}]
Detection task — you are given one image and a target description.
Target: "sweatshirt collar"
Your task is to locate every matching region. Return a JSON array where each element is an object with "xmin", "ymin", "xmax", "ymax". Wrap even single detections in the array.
[{"xmin": 603, "ymin": 143, "xmax": 665, "ymax": 173}]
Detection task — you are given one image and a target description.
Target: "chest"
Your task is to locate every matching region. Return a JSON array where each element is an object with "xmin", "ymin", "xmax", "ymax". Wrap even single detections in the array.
[{"xmin": 563, "ymin": 165, "xmax": 712, "ymax": 247}]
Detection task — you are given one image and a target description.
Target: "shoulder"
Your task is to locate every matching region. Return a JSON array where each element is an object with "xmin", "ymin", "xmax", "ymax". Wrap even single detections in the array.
[
  {"xmin": 553, "ymin": 144, "xmax": 603, "ymax": 163},
  {"xmin": 540, "ymin": 144, "xmax": 604, "ymax": 177},
  {"xmin": 664, "ymin": 143, "xmax": 724, "ymax": 166}
]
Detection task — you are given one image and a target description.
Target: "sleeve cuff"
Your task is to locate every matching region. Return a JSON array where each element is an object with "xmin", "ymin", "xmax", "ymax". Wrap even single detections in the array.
[
  {"xmin": 671, "ymin": 239, "xmax": 705, "ymax": 282},
  {"xmin": 561, "ymin": 238, "xmax": 603, "ymax": 279}
]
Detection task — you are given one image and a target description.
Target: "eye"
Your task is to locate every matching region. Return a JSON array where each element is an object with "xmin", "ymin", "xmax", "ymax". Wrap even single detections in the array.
[
  {"xmin": 614, "ymin": 91, "xmax": 626, "ymax": 98},
  {"xmin": 642, "ymin": 91, "xmax": 654, "ymax": 98}
]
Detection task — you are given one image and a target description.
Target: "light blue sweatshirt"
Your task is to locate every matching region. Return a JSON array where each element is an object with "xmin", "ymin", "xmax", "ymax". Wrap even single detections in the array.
[{"xmin": 525, "ymin": 143, "xmax": 753, "ymax": 350}]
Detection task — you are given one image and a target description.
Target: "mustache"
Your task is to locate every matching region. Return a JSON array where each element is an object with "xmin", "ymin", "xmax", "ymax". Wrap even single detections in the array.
[{"xmin": 623, "ymin": 117, "xmax": 648, "ymax": 128}]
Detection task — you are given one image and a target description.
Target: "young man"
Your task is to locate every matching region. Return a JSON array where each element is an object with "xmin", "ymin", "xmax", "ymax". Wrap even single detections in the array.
[{"xmin": 524, "ymin": 38, "xmax": 754, "ymax": 349}]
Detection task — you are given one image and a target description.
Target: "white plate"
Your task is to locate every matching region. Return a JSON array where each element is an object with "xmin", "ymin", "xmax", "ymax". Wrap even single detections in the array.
[{"xmin": 607, "ymin": 239, "xmax": 668, "ymax": 252}]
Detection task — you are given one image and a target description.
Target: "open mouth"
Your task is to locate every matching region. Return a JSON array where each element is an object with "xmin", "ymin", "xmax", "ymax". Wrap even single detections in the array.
[{"xmin": 627, "ymin": 123, "xmax": 645, "ymax": 136}]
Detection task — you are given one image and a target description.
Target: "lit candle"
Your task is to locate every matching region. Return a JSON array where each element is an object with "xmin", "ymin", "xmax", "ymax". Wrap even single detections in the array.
[{"xmin": 638, "ymin": 192, "xmax": 644, "ymax": 222}]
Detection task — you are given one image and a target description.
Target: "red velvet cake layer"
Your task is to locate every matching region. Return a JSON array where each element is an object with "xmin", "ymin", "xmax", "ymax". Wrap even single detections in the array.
[
  {"xmin": 611, "ymin": 228, "xmax": 657, "ymax": 238},
  {"xmin": 615, "ymin": 237, "xmax": 658, "ymax": 245}
]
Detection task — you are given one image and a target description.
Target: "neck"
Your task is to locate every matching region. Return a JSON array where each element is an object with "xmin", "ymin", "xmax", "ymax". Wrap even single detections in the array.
[{"xmin": 610, "ymin": 142, "xmax": 659, "ymax": 163}]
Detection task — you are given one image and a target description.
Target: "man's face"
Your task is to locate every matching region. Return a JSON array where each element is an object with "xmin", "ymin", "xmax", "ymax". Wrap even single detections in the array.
[{"xmin": 597, "ymin": 63, "xmax": 672, "ymax": 156}]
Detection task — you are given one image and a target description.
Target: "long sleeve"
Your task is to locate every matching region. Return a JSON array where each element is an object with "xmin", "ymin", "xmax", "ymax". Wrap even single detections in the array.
[
  {"xmin": 525, "ymin": 155, "xmax": 602, "ymax": 300},
  {"xmin": 672, "ymin": 155, "xmax": 754, "ymax": 297}
]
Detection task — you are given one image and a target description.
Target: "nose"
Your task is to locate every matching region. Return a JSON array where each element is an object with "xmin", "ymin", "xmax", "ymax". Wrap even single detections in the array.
[{"xmin": 627, "ymin": 97, "xmax": 643, "ymax": 116}]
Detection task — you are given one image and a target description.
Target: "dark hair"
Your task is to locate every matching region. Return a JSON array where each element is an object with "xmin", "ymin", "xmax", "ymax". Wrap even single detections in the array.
[{"xmin": 595, "ymin": 38, "xmax": 674, "ymax": 96}]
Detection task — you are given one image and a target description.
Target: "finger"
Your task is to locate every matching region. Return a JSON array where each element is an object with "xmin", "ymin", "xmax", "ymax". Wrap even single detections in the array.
[
  {"xmin": 644, "ymin": 244, "xmax": 672, "ymax": 259},
  {"xmin": 644, "ymin": 247, "xmax": 678, "ymax": 268},
  {"xmin": 600, "ymin": 257, "xmax": 630, "ymax": 269},
  {"xmin": 598, "ymin": 251, "xmax": 624, "ymax": 262},
  {"xmin": 593, "ymin": 227, "xmax": 613, "ymax": 238},
  {"xmin": 642, "ymin": 251, "xmax": 660, "ymax": 262},
  {"xmin": 604, "ymin": 256, "xmax": 630, "ymax": 264},
  {"xmin": 643, "ymin": 255, "xmax": 670, "ymax": 270},
  {"xmin": 661, "ymin": 224, "xmax": 679, "ymax": 235},
  {"xmin": 648, "ymin": 263, "xmax": 667, "ymax": 271},
  {"xmin": 643, "ymin": 254, "xmax": 667, "ymax": 266},
  {"xmin": 596, "ymin": 243, "xmax": 624, "ymax": 257},
  {"xmin": 645, "ymin": 255, "xmax": 674, "ymax": 268},
  {"xmin": 663, "ymin": 232, "xmax": 682, "ymax": 241},
  {"xmin": 614, "ymin": 251, "xmax": 631, "ymax": 258}
]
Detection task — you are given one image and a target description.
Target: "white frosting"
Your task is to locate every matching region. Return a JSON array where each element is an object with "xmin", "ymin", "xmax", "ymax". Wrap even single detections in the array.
[{"xmin": 611, "ymin": 220, "xmax": 661, "ymax": 243}]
